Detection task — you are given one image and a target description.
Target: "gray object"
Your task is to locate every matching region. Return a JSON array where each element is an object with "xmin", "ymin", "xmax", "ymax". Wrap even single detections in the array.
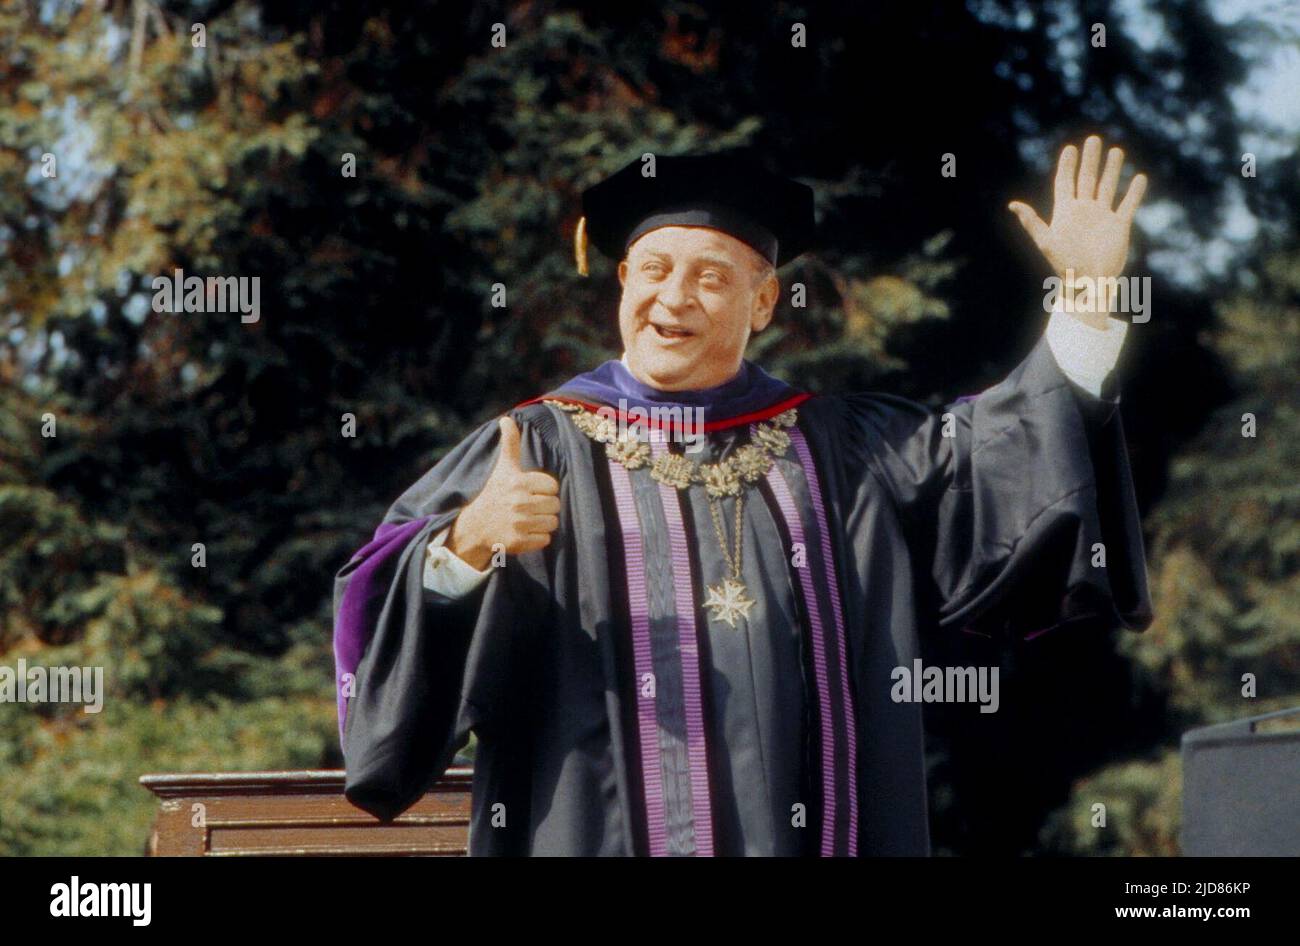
[{"xmin": 1181, "ymin": 707, "xmax": 1300, "ymax": 856}]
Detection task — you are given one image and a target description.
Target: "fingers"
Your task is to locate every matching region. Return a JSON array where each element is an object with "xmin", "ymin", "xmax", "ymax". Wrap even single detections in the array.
[
  {"xmin": 1097, "ymin": 146, "xmax": 1124, "ymax": 208},
  {"xmin": 1054, "ymin": 143, "xmax": 1079, "ymax": 207},
  {"xmin": 521, "ymin": 471, "xmax": 559, "ymax": 495},
  {"xmin": 1052, "ymin": 137, "xmax": 1144, "ymax": 216},
  {"xmin": 1076, "ymin": 135, "xmax": 1103, "ymax": 200},
  {"xmin": 1007, "ymin": 201, "xmax": 1050, "ymax": 249},
  {"xmin": 519, "ymin": 493, "xmax": 561, "ymax": 515},
  {"xmin": 518, "ymin": 514, "xmax": 560, "ymax": 535},
  {"xmin": 513, "ymin": 533, "xmax": 553, "ymax": 553},
  {"xmin": 1117, "ymin": 172, "xmax": 1148, "ymax": 222},
  {"xmin": 495, "ymin": 416, "xmax": 523, "ymax": 471},
  {"xmin": 511, "ymin": 510, "xmax": 559, "ymax": 556}
]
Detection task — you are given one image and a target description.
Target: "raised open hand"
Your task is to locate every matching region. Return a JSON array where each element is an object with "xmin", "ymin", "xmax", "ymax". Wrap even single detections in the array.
[{"xmin": 1009, "ymin": 135, "xmax": 1148, "ymax": 290}]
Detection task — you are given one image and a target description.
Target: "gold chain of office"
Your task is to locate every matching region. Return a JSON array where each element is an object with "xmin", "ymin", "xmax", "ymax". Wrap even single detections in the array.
[{"xmin": 544, "ymin": 401, "xmax": 798, "ymax": 498}]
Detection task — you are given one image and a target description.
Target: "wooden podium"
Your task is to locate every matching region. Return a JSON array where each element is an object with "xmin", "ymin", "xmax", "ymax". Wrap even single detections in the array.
[{"xmin": 139, "ymin": 769, "xmax": 472, "ymax": 856}]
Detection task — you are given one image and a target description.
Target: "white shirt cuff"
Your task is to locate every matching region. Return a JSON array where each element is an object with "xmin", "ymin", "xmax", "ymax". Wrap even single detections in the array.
[
  {"xmin": 422, "ymin": 525, "xmax": 492, "ymax": 598},
  {"xmin": 1044, "ymin": 303, "xmax": 1128, "ymax": 398}
]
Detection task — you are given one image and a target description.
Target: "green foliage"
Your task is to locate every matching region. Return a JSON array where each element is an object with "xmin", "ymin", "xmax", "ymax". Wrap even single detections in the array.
[
  {"xmin": 1131, "ymin": 252, "xmax": 1300, "ymax": 713},
  {"xmin": 1039, "ymin": 749, "xmax": 1183, "ymax": 857},
  {"xmin": 0, "ymin": 693, "xmax": 335, "ymax": 856}
]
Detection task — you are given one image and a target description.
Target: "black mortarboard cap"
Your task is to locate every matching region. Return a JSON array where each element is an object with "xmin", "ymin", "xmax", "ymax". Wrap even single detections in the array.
[{"xmin": 577, "ymin": 151, "xmax": 815, "ymax": 273}]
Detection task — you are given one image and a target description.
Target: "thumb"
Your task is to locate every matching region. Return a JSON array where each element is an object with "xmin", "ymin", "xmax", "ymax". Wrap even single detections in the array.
[
  {"xmin": 1008, "ymin": 201, "xmax": 1050, "ymax": 249},
  {"xmin": 494, "ymin": 415, "xmax": 524, "ymax": 472}
]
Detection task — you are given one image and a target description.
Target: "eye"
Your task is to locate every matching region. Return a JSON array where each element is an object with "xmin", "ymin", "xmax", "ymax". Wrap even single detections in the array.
[
  {"xmin": 699, "ymin": 270, "xmax": 727, "ymax": 288},
  {"xmin": 642, "ymin": 261, "xmax": 668, "ymax": 278}
]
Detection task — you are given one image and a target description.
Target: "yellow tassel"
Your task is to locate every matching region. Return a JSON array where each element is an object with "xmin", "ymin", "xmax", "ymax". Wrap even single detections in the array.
[{"xmin": 574, "ymin": 215, "xmax": 589, "ymax": 277}]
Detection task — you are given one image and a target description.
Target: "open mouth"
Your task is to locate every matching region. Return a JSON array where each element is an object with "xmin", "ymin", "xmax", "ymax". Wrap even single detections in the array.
[{"xmin": 651, "ymin": 324, "xmax": 694, "ymax": 340}]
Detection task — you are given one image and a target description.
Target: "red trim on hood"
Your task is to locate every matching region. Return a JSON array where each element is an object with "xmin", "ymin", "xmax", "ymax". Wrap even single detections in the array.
[{"xmin": 514, "ymin": 391, "xmax": 813, "ymax": 433}]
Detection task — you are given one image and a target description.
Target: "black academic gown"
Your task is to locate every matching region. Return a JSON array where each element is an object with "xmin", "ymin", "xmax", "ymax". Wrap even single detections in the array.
[{"xmin": 335, "ymin": 337, "xmax": 1151, "ymax": 855}]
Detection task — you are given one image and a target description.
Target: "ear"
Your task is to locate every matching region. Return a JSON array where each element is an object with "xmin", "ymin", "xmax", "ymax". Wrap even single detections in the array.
[
  {"xmin": 617, "ymin": 259, "xmax": 628, "ymax": 288},
  {"xmin": 750, "ymin": 272, "xmax": 779, "ymax": 333}
]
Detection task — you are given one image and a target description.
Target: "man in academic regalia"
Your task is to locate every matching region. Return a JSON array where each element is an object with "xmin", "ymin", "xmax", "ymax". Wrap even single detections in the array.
[{"xmin": 333, "ymin": 139, "xmax": 1153, "ymax": 855}]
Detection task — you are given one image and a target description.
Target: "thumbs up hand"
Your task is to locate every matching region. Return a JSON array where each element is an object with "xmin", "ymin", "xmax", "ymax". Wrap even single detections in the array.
[{"xmin": 447, "ymin": 416, "xmax": 561, "ymax": 570}]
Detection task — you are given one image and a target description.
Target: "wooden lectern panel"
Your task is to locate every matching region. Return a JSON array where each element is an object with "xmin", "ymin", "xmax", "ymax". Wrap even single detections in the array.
[{"xmin": 139, "ymin": 769, "xmax": 473, "ymax": 856}]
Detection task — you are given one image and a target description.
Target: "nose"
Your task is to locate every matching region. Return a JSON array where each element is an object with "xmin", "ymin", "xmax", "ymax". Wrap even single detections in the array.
[{"xmin": 656, "ymin": 271, "xmax": 693, "ymax": 313}]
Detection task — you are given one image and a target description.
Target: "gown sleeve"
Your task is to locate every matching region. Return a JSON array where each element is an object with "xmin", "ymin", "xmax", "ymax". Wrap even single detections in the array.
[
  {"xmin": 842, "ymin": 334, "xmax": 1153, "ymax": 640},
  {"xmin": 333, "ymin": 406, "xmax": 561, "ymax": 821}
]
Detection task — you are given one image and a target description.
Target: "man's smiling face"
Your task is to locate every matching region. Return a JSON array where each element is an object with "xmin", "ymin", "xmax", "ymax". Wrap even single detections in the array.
[{"xmin": 618, "ymin": 226, "xmax": 779, "ymax": 392}]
